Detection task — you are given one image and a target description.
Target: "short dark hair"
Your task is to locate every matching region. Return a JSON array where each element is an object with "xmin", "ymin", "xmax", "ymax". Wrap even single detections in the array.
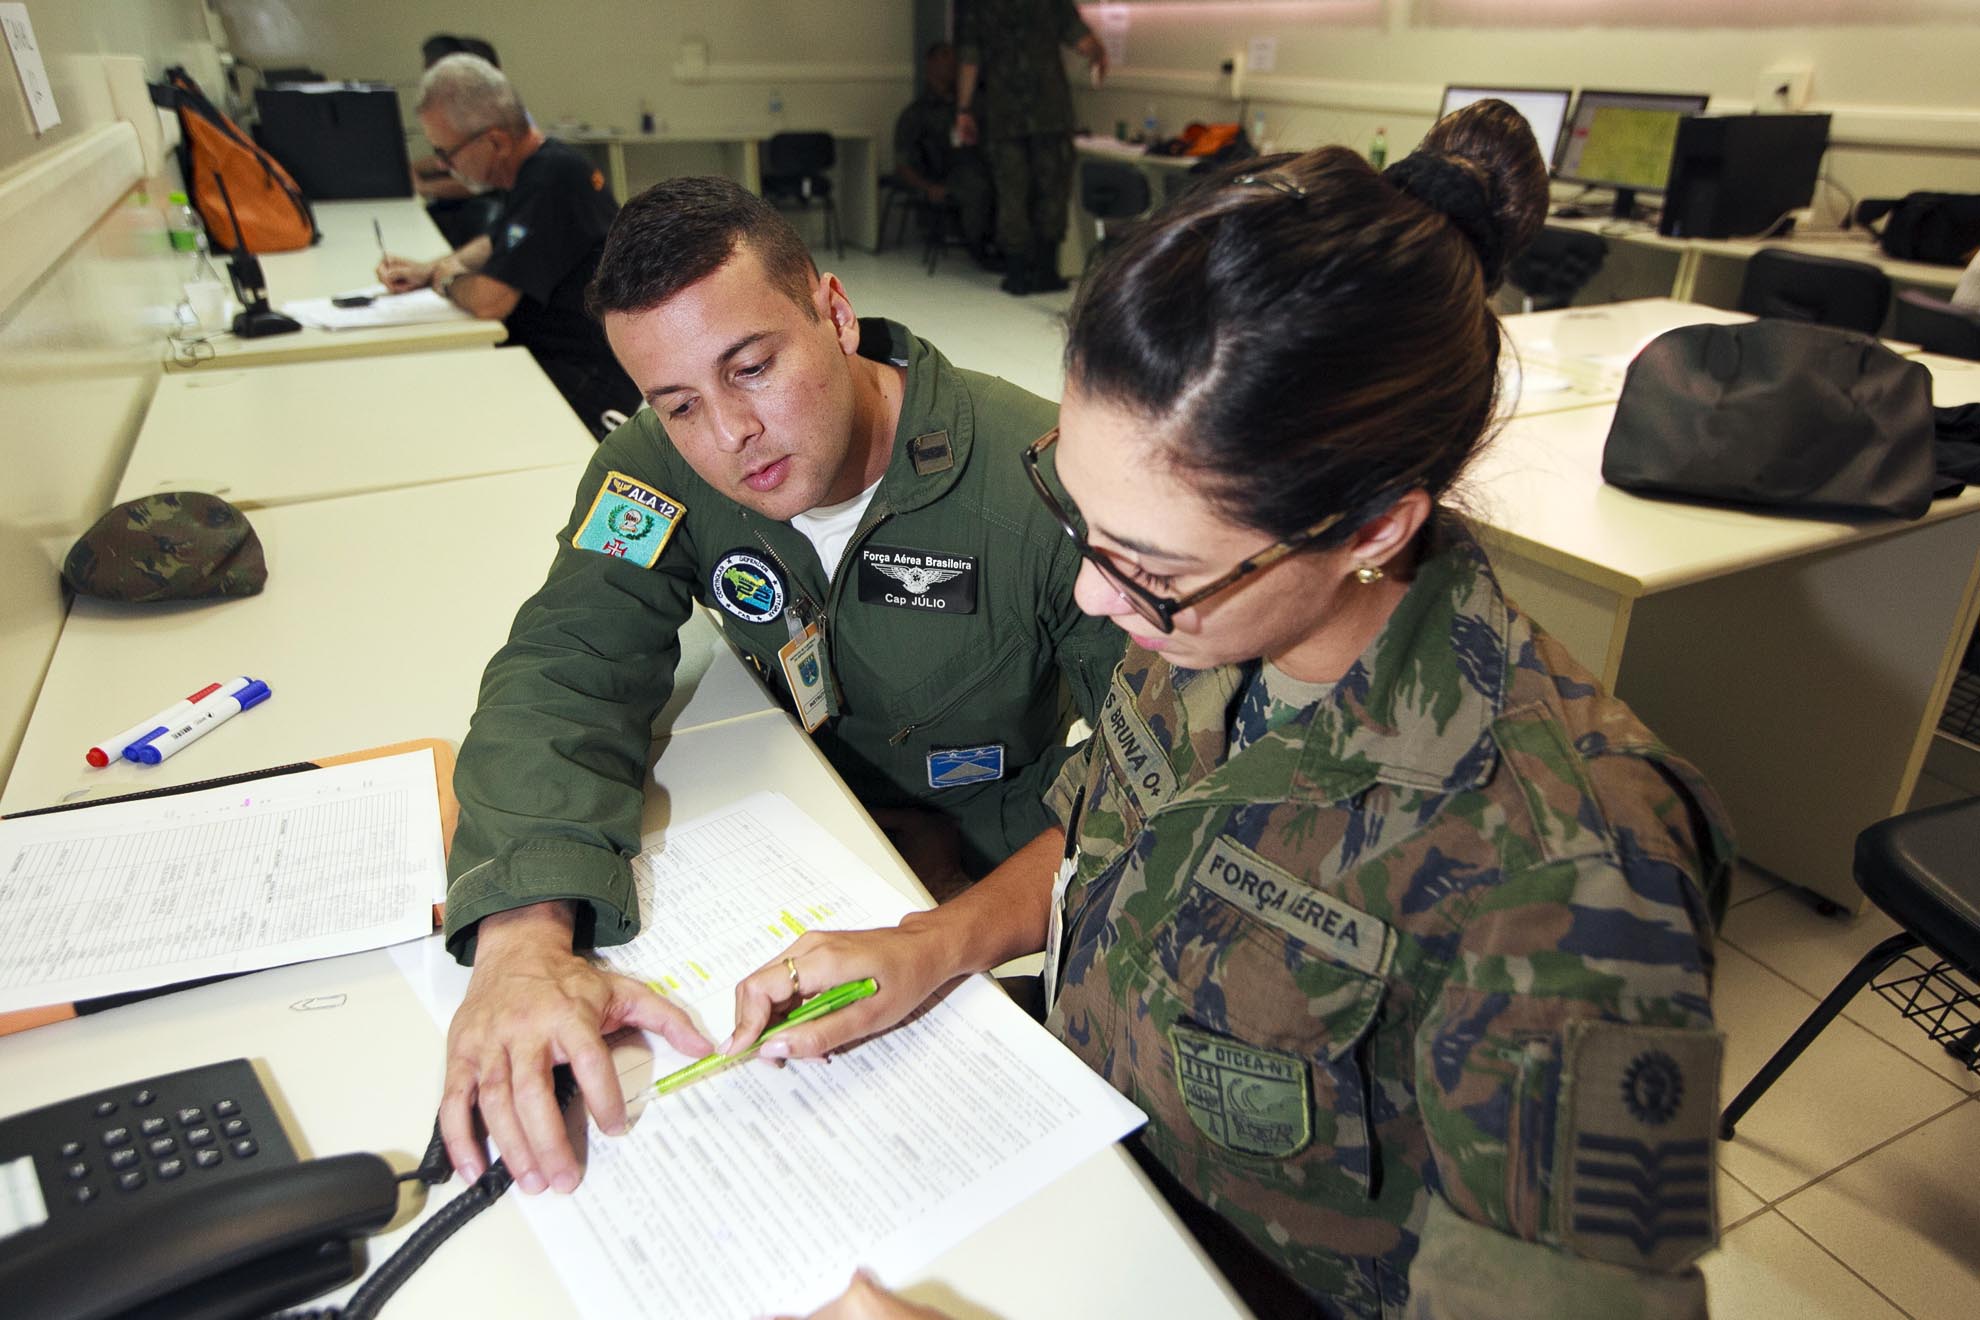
[
  {"xmin": 1064, "ymin": 98, "xmax": 1549, "ymax": 543},
  {"xmin": 586, "ymin": 176, "xmax": 820, "ymax": 322},
  {"xmin": 421, "ymin": 34, "xmax": 499, "ymax": 69}
]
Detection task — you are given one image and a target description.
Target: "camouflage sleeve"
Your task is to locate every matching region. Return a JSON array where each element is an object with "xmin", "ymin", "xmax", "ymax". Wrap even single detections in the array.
[
  {"xmin": 444, "ymin": 420, "xmax": 703, "ymax": 964},
  {"xmin": 1408, "ymin": 841, "xmax": 1721, "ymax": 1314},
  {"xmin": 1041, "ymin": 738, "xmax": 1096, "ymax": 834}
]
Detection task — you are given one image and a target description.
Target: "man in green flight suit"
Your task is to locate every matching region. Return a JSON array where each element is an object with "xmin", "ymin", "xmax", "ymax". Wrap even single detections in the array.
[
  {"xmin": 433, "ymin": 175, "xmax": 1123, "ymax": 1196},
  {"xmin": 893, "ymin": 42, "xmax": 996, "ymax": 267},
  {"xmin": 956, "ymin": 0, "xmax": 1110, "ymax": 295}
]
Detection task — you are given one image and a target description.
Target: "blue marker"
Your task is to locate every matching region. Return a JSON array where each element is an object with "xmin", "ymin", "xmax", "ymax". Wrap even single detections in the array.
[
  {"xmin": 131, "ymin": 681, "xmax": 272, "ymax": 765},
  {"xmin": 121, "ymin": 676, "xmax": 256, "ymax": 762}
]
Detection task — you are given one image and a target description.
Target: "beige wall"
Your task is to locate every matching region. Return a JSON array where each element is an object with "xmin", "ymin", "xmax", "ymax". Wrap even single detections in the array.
[
  {"xmin": 214, "ymin": 1, "xmax": 915, "ymax": 156},
  {"xmin": 0, "ymin": 0, "xmax": 215, "ymax": 787},
  {"xmin": 1072, "ymin": 5, "xmax": 1980, "ymax": 216}
]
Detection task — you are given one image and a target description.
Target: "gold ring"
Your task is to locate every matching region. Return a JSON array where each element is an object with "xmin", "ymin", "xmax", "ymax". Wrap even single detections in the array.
[{"xmin": 784, "ymin": 957, "xmax": 801, "ymax": 991}]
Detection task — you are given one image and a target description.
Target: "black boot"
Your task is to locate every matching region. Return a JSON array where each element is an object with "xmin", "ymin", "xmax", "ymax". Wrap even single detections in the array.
[
  {"xmin": 1029, "ymin": 252, "xmax": 1069, "ymax": 294},
  {"xmin": 1000, "ymin": 256, "xmax": 1032, "ymax": 296}
]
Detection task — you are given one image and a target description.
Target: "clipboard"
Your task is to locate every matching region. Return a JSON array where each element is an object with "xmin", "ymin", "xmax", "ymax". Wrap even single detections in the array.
[{"xmin": 0, "ymin": 739, "xmax": 457, "ymax": 1037}]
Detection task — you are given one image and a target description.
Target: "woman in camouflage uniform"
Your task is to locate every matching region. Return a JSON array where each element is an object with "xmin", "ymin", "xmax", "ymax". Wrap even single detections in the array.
[{"xmin": 738, "ymin": 100, "xmax": 1732, "ymax": 1320}]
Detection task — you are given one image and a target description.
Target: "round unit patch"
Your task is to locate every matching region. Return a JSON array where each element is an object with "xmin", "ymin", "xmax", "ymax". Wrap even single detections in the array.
[{"xmin": 712, "ymin": 550, "xmax": 787, "ymax": 623}]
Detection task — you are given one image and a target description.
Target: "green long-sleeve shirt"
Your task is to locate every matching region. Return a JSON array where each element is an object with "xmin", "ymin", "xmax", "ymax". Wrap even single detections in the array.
[{"xmin": 445, "ymin": 319, "xmax": 1122, "ymax": 960}]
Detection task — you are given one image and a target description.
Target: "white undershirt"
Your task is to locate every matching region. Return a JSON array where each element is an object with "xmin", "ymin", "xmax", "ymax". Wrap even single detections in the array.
[{"xmin": 790, "ymin": 481, "xmax": 880, "ymax": 583}]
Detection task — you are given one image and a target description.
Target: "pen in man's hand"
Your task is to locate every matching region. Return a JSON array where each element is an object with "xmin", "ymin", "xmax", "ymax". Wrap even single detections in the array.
[
  {"xmin": 653, "ymin": 978, "xmax": 879, "ymax": 1096},
  {"xmin": 373, "ymin": 216, "xmax": 386, "ymax": 260}
]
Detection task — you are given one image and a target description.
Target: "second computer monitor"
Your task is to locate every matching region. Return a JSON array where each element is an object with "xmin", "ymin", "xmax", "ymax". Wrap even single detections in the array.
[
  {"xmin": 1556, "ymin": 89, "xmax": 1710, "ymax": 219},
  {"xmin": 1438, "ymin": 85, "xmax": 1573, "ymax": 167}
]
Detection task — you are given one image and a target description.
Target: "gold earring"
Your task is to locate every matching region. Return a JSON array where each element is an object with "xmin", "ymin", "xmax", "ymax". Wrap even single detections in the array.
[{"xmin": 1353, "ymin": 563, "xmax": 1384, "ymax": 585}]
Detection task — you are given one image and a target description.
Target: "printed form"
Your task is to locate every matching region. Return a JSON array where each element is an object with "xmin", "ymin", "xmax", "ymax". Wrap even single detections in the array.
[
  {"xmin": 0, "ymin": 750, "xmax": 444, "ymax": 1012},
  {"xmin": 392, "ymin": 791, "xmax": 1145, "ymax": 1319}
]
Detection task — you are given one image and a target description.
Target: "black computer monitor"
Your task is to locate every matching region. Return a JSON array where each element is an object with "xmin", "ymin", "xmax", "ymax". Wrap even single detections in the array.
[
  {"xmin": 1438, "ymin": 85, "xmax": 1573, "ymax": 168},
  {"xmin": 254, "ymin": 82, "xmax": 412, "ymax": 200},
  {"xmin": 1659, "ymin": 114, "xmax": 1832, "ymax": 239},
  {"xmin": 1556, "ymin": 89, "xmax": 1711, "ymax": 220}
]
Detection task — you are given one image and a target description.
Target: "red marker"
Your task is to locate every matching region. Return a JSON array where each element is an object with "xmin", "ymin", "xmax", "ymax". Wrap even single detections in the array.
[{"xmin": 85, "ymin": 682, "xmax": 226, "ymax": 767}]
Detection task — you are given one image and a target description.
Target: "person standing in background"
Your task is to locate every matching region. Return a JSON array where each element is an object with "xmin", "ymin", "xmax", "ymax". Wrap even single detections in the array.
[
  {"xmin": 955, "ymin": 0, "xmax": 1108, "ymax": 296},
  {"xmin": 893, "ymin": 43, "xmax": 998, "ymax": 269}
]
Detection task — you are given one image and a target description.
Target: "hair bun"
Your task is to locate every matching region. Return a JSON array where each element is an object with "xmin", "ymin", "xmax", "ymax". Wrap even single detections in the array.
[
  {"xmin": 1383, "ymin": 154, "xmax": 1505, "ymax": 285},
  {"xmin": 1412, "ymin": 98, "xmax": 1551, "ymax": 286}
]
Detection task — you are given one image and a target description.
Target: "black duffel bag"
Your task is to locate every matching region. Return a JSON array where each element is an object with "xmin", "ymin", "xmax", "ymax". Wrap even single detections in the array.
[
  {"xmin": 1855, "ymin": 192, "xmax": 1980, "ymax": 267},
  {"xmin": 1602, "ymin": 320, "xmax": 1937, "ymax": 520}
]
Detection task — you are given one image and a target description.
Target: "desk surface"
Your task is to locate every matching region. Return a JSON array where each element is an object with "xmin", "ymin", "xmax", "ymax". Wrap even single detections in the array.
[
  {"xmin": 1501, "ymin": 297, "xmax": 1752, "ymax": 414},
  {"xmin": 1465, "ymin": 395, "xmax": 1980, "ymax": 597},
  {"xmin": 1074, "ymin": 134, "xmax": 1198, "ymax": 169},
  {"xmin": 0, "ymin": 701, "xmax": 1242, "ymax": 1320},
  {"xmin": 1, "ymin": 466, "xmax": 775, "ymax": 813},
  {"xmin": 170, "ymin": 199, "xmax": 505, "ymax": 370},
  {"xmin": 119, "ymin": 348, "xmax": 594, "ymax": 511},
  {"xmin": 1546, "ymin": 215, "xmax": 1962, "ymax": 291}
]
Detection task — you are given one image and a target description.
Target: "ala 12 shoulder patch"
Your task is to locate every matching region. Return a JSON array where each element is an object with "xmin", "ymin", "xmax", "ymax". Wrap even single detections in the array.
[
  {"xmin": 1559, "ymin": 1020, "xmax": 1723, "ymax": 1272},
  {"xmin": 1170, "ymin": 1023, "xmax": 1312, "ymax": 1159},
  {"xmin": 711, "ymin": 549, "xmax": 786, "ymax": 623},
  {"xmin": 572, "ymin": 471, "xmax": 684, "ymax": 568}
]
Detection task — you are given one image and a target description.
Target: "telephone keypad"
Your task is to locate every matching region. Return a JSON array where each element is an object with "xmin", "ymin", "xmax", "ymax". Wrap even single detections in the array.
[{"xmin": 4, "ymin": 1060, "xmax": 297, "ymax": 1220}]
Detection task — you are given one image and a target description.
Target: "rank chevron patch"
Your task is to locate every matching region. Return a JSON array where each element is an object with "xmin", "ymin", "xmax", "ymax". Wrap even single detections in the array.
[{"xmin": 1559, "ymin": 1021, "xmax": 1723, "ymax": 1271}]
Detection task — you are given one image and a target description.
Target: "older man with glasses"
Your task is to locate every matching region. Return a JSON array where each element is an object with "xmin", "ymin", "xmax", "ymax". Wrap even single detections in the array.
[{"xmin": 378, "ymin": 54, "xmax": 638, "ymax": 437}]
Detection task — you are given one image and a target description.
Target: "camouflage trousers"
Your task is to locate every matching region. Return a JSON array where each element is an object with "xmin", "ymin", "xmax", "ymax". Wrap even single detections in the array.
[{"xmin": 986, "ymin": 132, "xmax": 1075, "ymax": 265}]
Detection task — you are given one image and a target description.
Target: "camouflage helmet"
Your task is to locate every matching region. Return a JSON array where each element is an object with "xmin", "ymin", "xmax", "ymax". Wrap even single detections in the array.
[{"xmin": 62, "ymin": 492, "xmax": 267, "ymax": 603}]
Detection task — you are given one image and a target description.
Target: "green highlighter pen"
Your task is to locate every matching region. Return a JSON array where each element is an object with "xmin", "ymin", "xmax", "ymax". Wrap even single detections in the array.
[{"xmin": 653, "ymin": 977, "xmax": 878, "ymax": 1097}]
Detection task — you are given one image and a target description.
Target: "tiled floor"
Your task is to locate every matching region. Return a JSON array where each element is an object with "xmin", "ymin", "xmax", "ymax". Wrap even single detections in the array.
[{"xmin": 838, "ymin": 245, "xmax": 1980, "ymax": 1319}]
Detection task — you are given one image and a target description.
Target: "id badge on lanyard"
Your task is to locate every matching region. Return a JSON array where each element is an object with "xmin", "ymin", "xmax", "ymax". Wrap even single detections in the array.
[
  {"xmin": 777, "ymin": 604, "xmax": 838, "ymax": 733},
  {"xmin": 1041, "ymin": 787, "xmax": 1085, "ymax": 1017}
]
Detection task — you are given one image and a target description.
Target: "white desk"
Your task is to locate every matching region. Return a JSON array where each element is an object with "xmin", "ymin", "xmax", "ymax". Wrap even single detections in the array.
[
  {"xmin": 0, "ymin": 703, "xmax": 1245, "ymax": 1320},
  {"xmin": 1462, "ymin": 392, "xmax": 1980, "ymax": 911},
  {"xmin": 170, "ymin": 199, "xmax": 506, "ymax": 370},
  {"xmin": 567, "ymin": 130, "xmax": 880, "ymax": 253},
  {"xmin": 119, "ymin": 348, "xmax": 594, "ymax": 511},
  {"xmin": 0, "ymin": 467, "xmax": 775, "ymax": 814},
  {"xmin": 1544, "ymin": 216, "xmax": 1963, "ymax": 309},
  {"xmin": 1501, "ymin": 297, "xmax": 1753, "ymax": 415}
]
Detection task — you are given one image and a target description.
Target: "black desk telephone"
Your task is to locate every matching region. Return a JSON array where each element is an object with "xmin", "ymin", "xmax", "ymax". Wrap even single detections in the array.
[{"xmin": 0, "ymin": 1059, "xmax": 562, "ymax": 1320}]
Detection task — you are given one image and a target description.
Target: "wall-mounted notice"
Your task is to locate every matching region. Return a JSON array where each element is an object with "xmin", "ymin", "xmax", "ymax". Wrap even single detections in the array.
[{"xmin": 0, "ymin": 5, "xmax": 58, "ymax": 135}]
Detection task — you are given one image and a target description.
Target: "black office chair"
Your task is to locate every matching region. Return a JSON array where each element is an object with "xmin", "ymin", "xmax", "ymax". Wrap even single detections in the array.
[
  {"xmin": 1507, "ymin": 229, "xmax": 1609, "ymax": 313},
  {"xmin": 877, "ymin": 173, "xmax": 918, "ymax": 251},
  {"xmin": 761, "ymin": 132, "xmax": 842, "ymax": 257},
  {"xmin": 1893, "ymin": 288, "xmax": 1980, "ymax": 361},
  {"xmin": 1719, "ymin": 797, "xmax": 1980, "ymax": 1139},
  {"xmin": 1737, "ymin": 248, "xmax": 1892, "ymax": 335},
  {"xmin": 1078, "ymin": 159, "xmax": 1152, "ymax": 268}
]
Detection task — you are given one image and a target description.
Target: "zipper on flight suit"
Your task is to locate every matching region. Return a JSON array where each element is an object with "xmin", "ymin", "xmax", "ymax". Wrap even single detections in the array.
[{"xmin": 885, "ymin": 631, "xmax": 1026, "ymax": 744}]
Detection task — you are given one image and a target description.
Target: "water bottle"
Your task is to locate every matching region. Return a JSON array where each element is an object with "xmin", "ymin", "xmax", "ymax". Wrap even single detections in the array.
[
  {"xmin": 167, "ymin": 190, "xmax": 229, "ymax": 330},
  {"xmin": 166, "ymin": 190, "xmax": 203, "ymax": 255},
  {"xmin": 1141, "ymin": 104, "xmax": 1159, "ymax": 145},
  {"xmin": 1369, "ymin": 126, "xmax": 1388, "ymax": 171}
]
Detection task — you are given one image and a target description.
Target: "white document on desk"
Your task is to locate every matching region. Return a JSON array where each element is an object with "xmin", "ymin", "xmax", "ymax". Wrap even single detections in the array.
[
  {"xmin": 391, "ymin": 791, "xmax": 1145, "ymax": 1319},
  {"xmin": 0, "ymin": 750, "xmax": 444, "ymax": 1012},
  {"xmin": 281, "ymin": 287, "xmax": 465, "ymax": 330}
]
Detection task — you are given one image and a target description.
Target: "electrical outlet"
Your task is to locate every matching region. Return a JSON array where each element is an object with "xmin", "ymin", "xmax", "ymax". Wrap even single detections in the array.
[{"xmin": 1756, "ymin": 63, "xmax": 1814, "ymax": 112}]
